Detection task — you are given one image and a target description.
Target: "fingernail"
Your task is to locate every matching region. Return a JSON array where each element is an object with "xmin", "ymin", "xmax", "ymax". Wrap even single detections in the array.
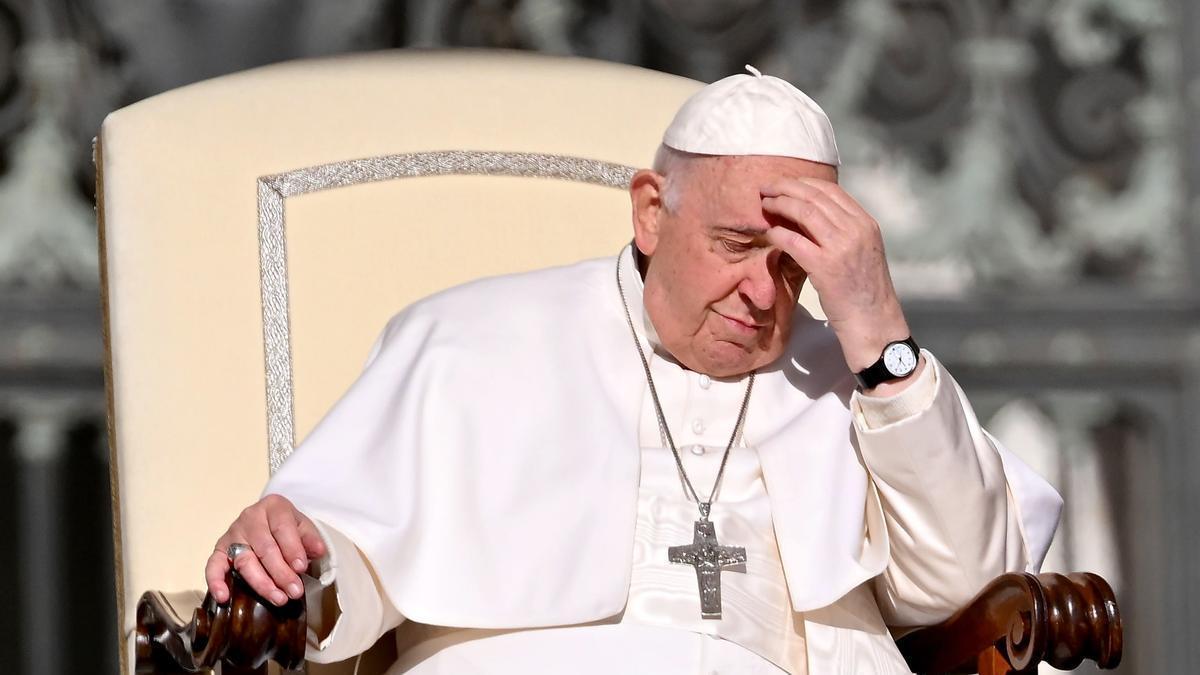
[
  {"xmin": 292, "ymin": 558, "xmax": 305, "ymax": 572},
  {"xmin": 273, "ymin": 591, "xmax": 288, "ymax": 605},
  {"xmin": 288, "ymin": 583, "xmax": 303, "ymax": 598}
]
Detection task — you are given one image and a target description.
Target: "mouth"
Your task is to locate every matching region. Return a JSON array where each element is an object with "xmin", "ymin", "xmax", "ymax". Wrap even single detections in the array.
[{"xmin": 717, "ymin": 312, "xmax": 768, "ymax": 335}]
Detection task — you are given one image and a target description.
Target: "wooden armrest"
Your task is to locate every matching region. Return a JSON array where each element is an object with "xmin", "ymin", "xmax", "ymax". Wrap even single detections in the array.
[
  {"xmin": 895, "ymin": 572, "xmax": 1122, "ymax": 674},
  {"xmin": 133, "ymin": 569, "xmax": 1120, "ymax": 673},
  {"xmin": 134, "ymin": 572, "xmax": 306, "ymax": 673}
]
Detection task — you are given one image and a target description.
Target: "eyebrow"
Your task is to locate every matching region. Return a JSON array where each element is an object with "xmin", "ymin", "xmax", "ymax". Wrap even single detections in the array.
[{"xmin": 712, "ymin": 223, "xmax": 770, "ymax": 237}]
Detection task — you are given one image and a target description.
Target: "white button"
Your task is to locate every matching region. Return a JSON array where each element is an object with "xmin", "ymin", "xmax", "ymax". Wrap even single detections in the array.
[
  {"xmin": 698, "ymin": 374, "xmax": 711, "ymax": 389},
  {"xmin": 690, "ymin": 444, "xmax": 706, "ymax": 456},
  {"xmin": 692, "ymin": 418, "xmax": 705, "ymax": 434}
]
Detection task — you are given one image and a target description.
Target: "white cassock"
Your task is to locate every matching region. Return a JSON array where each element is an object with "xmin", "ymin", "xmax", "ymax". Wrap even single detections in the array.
[{"xmin": 265, "ymin": 245, "xmax": 1063, "ymax": 674}]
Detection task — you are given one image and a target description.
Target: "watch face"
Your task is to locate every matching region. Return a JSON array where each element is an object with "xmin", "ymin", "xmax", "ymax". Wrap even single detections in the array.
[{"xmin": 883, "ymin": 342, "xmax": 918, "ymax": 377}]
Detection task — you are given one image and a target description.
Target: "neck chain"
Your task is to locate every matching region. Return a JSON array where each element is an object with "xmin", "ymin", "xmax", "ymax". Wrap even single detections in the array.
[
  {"xmin": 615, "ymin": 250, "xmax": 755, "ymax": 508},
  {"xmin": 615, "ymin": 247, "xmax": 753, "ymax": 619}
]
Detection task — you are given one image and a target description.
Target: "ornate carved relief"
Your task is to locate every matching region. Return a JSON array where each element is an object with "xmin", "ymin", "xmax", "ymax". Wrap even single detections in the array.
[{"xmin": 407, "ymin": 0, "xmax": 1187, "ymax": 295}]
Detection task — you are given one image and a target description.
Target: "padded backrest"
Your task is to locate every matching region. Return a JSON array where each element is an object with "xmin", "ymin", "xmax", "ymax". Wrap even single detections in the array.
[{"xmin": 98, "ymin": 48, "xmax": 824, "ymax": 672}]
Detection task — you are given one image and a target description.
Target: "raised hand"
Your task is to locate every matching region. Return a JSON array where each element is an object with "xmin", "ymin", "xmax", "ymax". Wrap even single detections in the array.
[
  {"xmin": 761, "ymin": 177, "xmax": 922, "ymax": 387},
  {"xmin": 205, "ymin": 493, "xmax": 327, "ymax": 606}
]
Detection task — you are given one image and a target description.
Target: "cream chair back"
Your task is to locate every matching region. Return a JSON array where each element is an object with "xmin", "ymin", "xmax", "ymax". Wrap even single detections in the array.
[{"xmin": 97, "ymin": 49, "xmax": 821, "ymax": 673}]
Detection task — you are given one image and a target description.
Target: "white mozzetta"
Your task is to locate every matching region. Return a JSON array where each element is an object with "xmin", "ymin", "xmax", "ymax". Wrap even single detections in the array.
[{"xmin": 268, "ymin": 246, "xmax": 1061, "ymax": 671}]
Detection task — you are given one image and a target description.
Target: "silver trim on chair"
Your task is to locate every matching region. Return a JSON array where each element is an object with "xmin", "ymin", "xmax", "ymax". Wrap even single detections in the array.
[{"xmin": 256, "ymin": 150, "xmax": 637, "ymax": 472}]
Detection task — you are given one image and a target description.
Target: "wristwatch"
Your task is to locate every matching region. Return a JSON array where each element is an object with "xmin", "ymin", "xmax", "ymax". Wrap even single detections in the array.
[{"xmin": 854, "ymin": 337, "xmax": 920, "ymax": 390}]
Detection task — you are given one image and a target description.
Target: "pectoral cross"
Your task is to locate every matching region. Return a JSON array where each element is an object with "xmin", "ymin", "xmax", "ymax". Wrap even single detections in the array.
[{"xmin": 667, "ymin": 503, "xmax": 746, "ymax": 620}]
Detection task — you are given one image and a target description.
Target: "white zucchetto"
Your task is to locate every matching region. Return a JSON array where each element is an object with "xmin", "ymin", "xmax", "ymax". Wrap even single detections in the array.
[{"xmin": 662, "ymin": 65, "xmax": 841, "ymax": 166}]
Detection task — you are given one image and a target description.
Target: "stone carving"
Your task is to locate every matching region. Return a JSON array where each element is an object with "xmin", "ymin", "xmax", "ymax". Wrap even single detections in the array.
[
  {"xmin": 0, "ymin": 0, "xmax": 1183, "ymax": 295},
  {"xmin": 0, "ymin": 42, "xmax": 96, "ymax": 289},
  {"xmin": 418, "ymin": 0, "xmax": 1186, "ymax": 295}
]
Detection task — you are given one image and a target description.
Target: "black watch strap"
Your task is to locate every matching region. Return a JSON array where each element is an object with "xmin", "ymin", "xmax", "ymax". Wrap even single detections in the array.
[{"xmin": 854, "ymin": 337, "xmax": 919, "ymax": 390}]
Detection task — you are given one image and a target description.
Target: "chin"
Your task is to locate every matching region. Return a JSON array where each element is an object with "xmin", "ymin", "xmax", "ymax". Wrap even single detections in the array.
[
  {"xmin": 694, "ymin": 342, "xmax": 778, "ymax": 378},
  {"xmin": 700, "ymin": 362, "xmax": 753, "ymax": 378}
]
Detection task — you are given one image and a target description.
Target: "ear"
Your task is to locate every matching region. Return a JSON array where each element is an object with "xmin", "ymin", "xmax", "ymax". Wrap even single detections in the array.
[{"xmin": 630, "ymin": 169, "xmax": 665, "ymax": 257}]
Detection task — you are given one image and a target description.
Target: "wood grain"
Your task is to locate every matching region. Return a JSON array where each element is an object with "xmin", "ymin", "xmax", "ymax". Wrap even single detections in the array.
[{"xmin": 134, "ymin": 571, "xmax": 305, "ymax": 673}]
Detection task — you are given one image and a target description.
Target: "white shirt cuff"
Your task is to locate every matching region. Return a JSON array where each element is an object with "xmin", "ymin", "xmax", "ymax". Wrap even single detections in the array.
[
  {"xmin": 304, "ymin": 519, "xmax": 341, "ymax": 651},
  {"xmin": 851, "ymin": 350, "xmax": 938, "ymax": 429}
]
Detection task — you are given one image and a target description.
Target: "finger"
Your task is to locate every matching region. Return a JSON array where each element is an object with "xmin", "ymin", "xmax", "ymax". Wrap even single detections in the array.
[
  {"xmin": 260, "ymin": 494, "xmax": 321, "ymax": 570},
  {"xmin": 762, "ymin": 180, "xmax": 854, "ymax": 225},
  {"xmin": 232, "ymin": 547, "xmax": 291, "ymax": 606},
  {"xmin": 296, "ymin": 516, "xmax": 328, "ymax": 560},
  {"xmin": 205, "ymin": 550, "xmax": 231, "ymax": 603},
  {"xmin": 765, "ymin": 226, "xmax": 820, "ymax": 270},
  {"xmin": 247, "ymin": 526, "xmax": 306, "ymax": 601},
  {"xmin": 761, "ymin": 194, "xmax": 841, "ymax": 245},
  {"xmin": 266, "ymin": 508, "xmax": 310, "ymax": 574},
  {"xmin": 786, "ymin": 177, "xmax": 868, "ymax": 220}
]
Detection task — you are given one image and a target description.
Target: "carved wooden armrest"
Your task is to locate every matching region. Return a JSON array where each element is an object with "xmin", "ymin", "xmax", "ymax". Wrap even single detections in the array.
[
  {"xmin": 895, "ymin": 572, "xmax": 1122, "ymax": 674},
  {"xmin": 135, "ymin": 572, "xmax": 307, "ymax": 673},
  {"xmin": 134, "ymin": 570, "xmax": 1120, "ymax": 674}
]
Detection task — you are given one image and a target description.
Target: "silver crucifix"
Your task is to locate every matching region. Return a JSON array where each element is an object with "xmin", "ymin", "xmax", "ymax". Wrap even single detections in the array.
[{"xmin": 667, "ymin": 503, "xmax": 747, "ymax": 619}]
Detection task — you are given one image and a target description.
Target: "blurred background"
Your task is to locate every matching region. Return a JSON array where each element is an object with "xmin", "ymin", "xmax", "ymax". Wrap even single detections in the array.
[{"xmin": 0, "ymin": 0, "xmax": 1196, "ymax": 673}]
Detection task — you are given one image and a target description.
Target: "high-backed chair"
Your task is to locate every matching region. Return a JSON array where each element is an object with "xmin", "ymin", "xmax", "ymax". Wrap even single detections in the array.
[{"xmin": 97, "ymin": 49, "xmax": 1122, "ymax": 674}]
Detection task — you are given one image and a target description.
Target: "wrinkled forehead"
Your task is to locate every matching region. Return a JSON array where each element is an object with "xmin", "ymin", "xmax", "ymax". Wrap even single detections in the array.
[
  {"xmin": 698, "ymin": 154, "xmax": 838, "ymax": 181},
  {"xmin": 676, "ymin": 155, "xmax": 838, "ymax": 216}
]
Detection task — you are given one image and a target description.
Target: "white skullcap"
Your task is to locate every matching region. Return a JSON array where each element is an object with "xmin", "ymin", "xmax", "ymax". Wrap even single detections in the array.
[{"xmin": 662, "ymin": 65, "xmax": 840, "ymax": 166}]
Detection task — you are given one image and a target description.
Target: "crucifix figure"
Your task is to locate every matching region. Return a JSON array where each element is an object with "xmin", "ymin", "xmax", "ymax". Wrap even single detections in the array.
[{"xmin": 667, "ymin": 502, "xmax": 747, "ymax": 619}]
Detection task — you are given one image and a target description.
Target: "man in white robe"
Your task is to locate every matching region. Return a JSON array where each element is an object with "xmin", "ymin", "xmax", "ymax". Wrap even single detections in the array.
[{"xmin": 203, "ymin": 68, "xmax": 1062, "ymax": 673}]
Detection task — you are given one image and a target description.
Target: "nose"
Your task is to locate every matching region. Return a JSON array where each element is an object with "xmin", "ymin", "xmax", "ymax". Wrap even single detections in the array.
[{"xmin": 738, "ymin": 255, "xmax": 777, "ymax": 312}]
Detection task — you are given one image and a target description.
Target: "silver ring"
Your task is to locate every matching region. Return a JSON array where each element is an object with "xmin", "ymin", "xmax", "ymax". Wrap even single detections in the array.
[{"xmin": 227, "ymin": 543, "xmax": 252, "ymax": 560}]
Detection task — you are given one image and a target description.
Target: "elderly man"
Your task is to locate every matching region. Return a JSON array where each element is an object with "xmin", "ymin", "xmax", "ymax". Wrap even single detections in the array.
[{"xmin": 204, "ymin": 68, "xmax": 1060, "ymax": 673}]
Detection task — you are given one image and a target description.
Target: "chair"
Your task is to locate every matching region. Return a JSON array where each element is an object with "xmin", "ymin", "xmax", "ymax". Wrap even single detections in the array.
[{"xmin": 96, "ymin": 49, "xmax": 1121, "ymax": 674}]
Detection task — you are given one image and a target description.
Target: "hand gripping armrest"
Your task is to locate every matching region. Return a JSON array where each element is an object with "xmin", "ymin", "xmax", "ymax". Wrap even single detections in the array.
[
  {"xmin": 895, "ymin": 572, "xmax": 1122, "ymax": 674},
  {"xmin": 134, "ymin": 571, "xmax": 306, "ymax": 673}
]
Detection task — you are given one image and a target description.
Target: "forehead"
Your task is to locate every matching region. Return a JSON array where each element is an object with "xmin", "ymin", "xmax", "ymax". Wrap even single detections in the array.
[{"xmin": 682, "ymin": 155, "xmax": 837, "ymax": 220}]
